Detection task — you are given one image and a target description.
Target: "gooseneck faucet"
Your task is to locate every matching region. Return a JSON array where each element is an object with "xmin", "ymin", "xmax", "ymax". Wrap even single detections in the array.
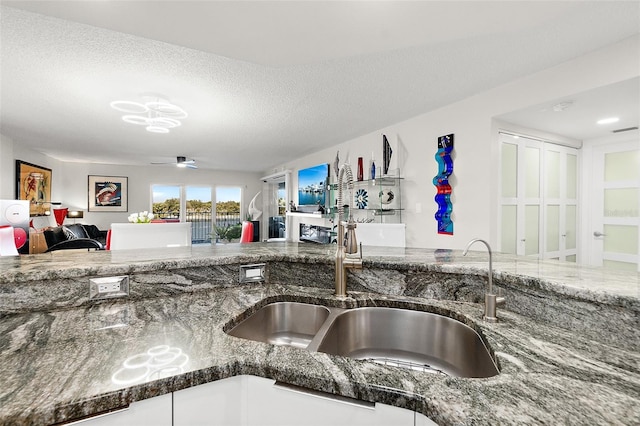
[
  {"xmin": 335, "ymin": 164, "xmax": 363, "ymax": 297},
  {"xmin": 463, "ymin": 238, "xmax": 505, "ymax": 322}
]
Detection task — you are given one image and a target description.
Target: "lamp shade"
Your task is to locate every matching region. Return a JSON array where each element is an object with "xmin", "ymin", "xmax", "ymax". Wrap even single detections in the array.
[
  {"xmin": 53, "ymin": 208, "xmax": 68, "ymax": 226},
  {"xmin": 67, "ymin": 210, "xmax": 84, "ymax": 219}
]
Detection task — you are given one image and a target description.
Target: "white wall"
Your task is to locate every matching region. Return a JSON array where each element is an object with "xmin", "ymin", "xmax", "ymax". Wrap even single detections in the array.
[
  {"xmin": 1, "ymin": 138, "xmax": 262, "ymax": 230},
  {"xmin": 3, "ymin": 36, "xmax": 638, "ymax": 245},
  {"xmin": 4, "ymin": 138, "xmax": 64, "ymax": 202},
  {"xmin": 0, "ymin": 134, "xmax": 15, "ymax": 198},
  {"xmin": 59, "ymin": 162, "xmax": 262, "ymax": 230},
  {"xmin": 271, "ymin": 36, "xmax": 640, "ymax": 249}
]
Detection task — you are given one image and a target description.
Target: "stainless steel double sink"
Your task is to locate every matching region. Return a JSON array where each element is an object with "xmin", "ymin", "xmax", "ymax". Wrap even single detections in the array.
[{"xmin": 226, "ymin": 302, "xmax": 499, "ymax": 378}]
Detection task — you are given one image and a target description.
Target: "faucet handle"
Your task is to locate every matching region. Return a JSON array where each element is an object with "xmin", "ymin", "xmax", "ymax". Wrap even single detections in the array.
[{"xmin": 344, "ymin": 221, "xmax": 359, "ymax": 254}]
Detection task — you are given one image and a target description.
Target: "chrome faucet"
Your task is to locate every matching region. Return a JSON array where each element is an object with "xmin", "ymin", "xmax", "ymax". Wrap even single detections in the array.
[
  {"xmin": 335, "ymin": 164, "xmax": 362, "ymax": 297},
  {"xmin": 462, "ymin": 238, "xmax": 505, "ymax": 322}
]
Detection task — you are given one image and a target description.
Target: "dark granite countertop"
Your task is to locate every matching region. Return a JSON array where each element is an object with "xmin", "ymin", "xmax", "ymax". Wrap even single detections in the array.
[
  {"xmin": 0, "ymin": 243, "xmax": 639, "ymax": 425},
  {"xmin": 1, "ymin": 243, "xmax": 638, "ymax": 299}
]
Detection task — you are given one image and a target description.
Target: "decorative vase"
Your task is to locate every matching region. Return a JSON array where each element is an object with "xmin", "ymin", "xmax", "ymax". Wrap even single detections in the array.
[{"xmin": 357, "ymin": 157, "xmax": 364, "ymax": 181}]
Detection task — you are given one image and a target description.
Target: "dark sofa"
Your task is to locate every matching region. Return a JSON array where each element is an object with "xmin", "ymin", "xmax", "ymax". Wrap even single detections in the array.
[{"xmin": 43, "ymin": 224, "xmax": 107, "ymax": 252}]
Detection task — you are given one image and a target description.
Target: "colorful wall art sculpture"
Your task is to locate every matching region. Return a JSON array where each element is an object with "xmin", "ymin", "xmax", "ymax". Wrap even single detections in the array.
[{"xmin": 433, "ymin": 134, "xmax": 454, "ymax": 235}]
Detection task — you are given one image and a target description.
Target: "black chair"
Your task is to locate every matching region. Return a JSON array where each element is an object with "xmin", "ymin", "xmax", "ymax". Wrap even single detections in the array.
[{"xmin": 43, "ymin": 224, "xmax": 106, "ymax": 252}]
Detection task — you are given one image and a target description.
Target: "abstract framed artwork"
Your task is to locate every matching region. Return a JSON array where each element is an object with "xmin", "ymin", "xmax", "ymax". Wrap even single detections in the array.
[
  {"xmin": 88, "ymin": 175, "xmax": 128, "ymax": 212},
  {"xmin": 15, "ymin": 160, "xmax": 52, "ymax": 216}
]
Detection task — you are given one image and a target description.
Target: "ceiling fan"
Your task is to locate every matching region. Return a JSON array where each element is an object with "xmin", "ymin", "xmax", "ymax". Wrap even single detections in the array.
[{"xmin": 151, "ymin": 156, "xmax": 198, "ymax": 169}]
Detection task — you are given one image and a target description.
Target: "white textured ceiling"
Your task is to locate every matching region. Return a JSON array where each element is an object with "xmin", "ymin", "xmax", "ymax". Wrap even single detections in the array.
[
  {"xmin": 497, "ymin": 77, "xmax": 640, "ymax": 141},
  {"xmin": 1, "ymin": 1, "xmax": 639, "ymax": 172}
]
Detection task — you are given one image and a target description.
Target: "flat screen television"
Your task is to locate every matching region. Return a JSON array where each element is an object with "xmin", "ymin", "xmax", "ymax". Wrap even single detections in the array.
[{"xmin": 297, "ymin": 163, "xmax": 329, "ymax": 213}]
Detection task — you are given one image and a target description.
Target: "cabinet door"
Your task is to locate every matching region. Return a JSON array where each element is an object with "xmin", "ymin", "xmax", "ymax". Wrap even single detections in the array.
[
  {"xmin": 173, "ymin": 375, "xmax": 416, "ymax": 426},
  {"xmin": 173, "ymin": 376, "xmax": 246, "ymax": 425},
  {"xmin": 416, "ymin": 411, "xmax": 439, "ymax": 426},
  {"xmin": 246, "ymin": 376, "xmax": 414, "ymax": 426},
  {"xmin": 67, "ymin": 393, "xmax": 172, "ymax": 426}
]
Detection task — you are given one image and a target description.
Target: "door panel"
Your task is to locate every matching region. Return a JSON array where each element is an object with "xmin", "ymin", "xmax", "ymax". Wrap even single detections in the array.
[
  {"xmin": 499, "ymin": 133, "xmax": 578, "ymax": 261},
  {"xmin": 591, "ymin": 141, "xmax": 640, "ymax": 272}
]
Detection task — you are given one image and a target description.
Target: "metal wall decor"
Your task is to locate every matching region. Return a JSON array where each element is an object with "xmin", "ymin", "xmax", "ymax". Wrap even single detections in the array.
[{"xmin": 433, "ymin": 134, "xmax": 454, "ymax": 235}]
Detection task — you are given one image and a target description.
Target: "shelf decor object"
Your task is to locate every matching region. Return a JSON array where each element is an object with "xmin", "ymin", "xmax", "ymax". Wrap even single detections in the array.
[
  {"xmin": 433, "ymin": 134, "xmax": 454, "ymax": 235},
  {"xmin": 355, "ymin": 189, "xmax": 368, "ymax": 209},
  {"xmin": 383, "ymin": 134, "xmax": 393, "ymax": 175}
]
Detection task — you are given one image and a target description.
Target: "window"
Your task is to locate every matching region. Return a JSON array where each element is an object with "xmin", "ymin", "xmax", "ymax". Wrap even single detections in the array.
[
  {"xmin": 214, "ymin": 187, "xmax": 242, "ymax": 242},
  {"xmin": 152, "ymin": 185, "xmax": 181, "ymax": 220},
  {"xmin": 186, "ymin": 186, "xmax": 213, "ymax": 243},
  {"xmin": 151, "ymin": 185, "xmax": 214, "ymax": 244}
]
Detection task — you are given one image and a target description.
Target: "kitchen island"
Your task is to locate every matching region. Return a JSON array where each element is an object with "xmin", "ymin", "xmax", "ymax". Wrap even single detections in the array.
[{"xmin": 0, "ymin": 243, "xmax": 638, "ymax": 425}]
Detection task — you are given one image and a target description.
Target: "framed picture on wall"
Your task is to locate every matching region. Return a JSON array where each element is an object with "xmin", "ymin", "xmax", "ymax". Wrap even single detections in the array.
[
  {"xmin": 15, "ymin": 160, "xmax": 52, "ymax": 216},
  {"xmin": 88, "ymin": 175, "xmax": 128, "ymax": 212}
]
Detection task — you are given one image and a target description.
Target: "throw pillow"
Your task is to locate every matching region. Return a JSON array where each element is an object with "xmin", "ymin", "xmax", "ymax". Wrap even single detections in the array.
[{"xmin": 62, "ymin": 224, "xmax": 89, "ymax": 240}]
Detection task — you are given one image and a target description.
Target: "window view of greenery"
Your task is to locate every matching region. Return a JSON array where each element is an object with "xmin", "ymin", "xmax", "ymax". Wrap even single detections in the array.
[
  {"xmin": 151, "ymin": 185, "xmax": 242, "ymax": 244},
  {"xmin": 214, "ymin": 187, "xmax": 242, "ymax": 242}
]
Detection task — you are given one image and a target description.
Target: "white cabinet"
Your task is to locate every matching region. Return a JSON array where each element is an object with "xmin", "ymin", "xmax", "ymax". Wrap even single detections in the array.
[
  {"xmin": 246, "ymin": 376, "xmax": 413, "ymax": 426},
  {"xmin": 70, "ymin": 375, "xmax": 436, "ymax": 426},
  {"xmin": 416, "ymin": 411, "xmax": 438, "ymax": 426},
  {"xmin": 173, "ymin": 376, "xmax": 247, "ymax": 425},
  {"xmin": 67, "ymin": 393, "xmax": 172, "ymax": 426},
  {"xmin": 173, "ymin": 375, "xmax": 418, "ymax": 426}
]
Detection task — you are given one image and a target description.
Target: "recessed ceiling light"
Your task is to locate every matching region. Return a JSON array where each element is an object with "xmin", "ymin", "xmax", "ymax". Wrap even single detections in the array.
[
  {"xmin": 552, "ymin": 101, "xmax": 574, "ymax": 112},
  {"xmin": 597, "ymin": 117, "xmax": 620, "ymax": 125}
]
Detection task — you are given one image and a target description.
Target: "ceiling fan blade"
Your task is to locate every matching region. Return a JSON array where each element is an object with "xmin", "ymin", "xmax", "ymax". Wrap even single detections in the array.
[{"xmin": 152, "ymin": 156, "xmax": 197, "ymax": 168}]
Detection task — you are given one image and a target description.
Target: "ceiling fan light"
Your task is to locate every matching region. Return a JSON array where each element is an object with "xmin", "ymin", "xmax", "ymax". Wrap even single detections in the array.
[
  {"xmin": 146, "ymin": 125, "xmax": 170, "ymax": 133},
  {"xmin": 146, "ymin": 102, "xmax": 188, "ymax": 119},
  {"xmin": 110, "ymin": 101, "xmax": 149, "ymax": 114},
  {"xmin": 149, "ymin": 117, "xmax": 181, "ymax": 128},
  {"xmin": 123, "ymin": 115, "xmax": 151, "ymax": 125},
  {"xmin": 113, "ymin": 98, "xmax": 186, "ymax": 133}
]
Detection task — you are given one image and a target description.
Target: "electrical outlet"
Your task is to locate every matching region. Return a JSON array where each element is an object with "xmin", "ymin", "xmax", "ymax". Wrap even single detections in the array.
[
  {"xmin": 98, "ymin": 281, "xmax": 121, "ymax": 293},
  {"xmin": 90, "ymin": 276, "xmax": 129, "ymax": 300},
  {"xmin": 239, "ymin": 263, "xmax": 266, "ymax": 283}
]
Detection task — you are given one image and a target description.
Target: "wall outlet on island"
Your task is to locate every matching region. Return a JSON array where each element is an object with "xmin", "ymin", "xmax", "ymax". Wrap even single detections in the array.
[{"xmin": 89, "ymin": 276, "xmax": 130, "ymax": 300}]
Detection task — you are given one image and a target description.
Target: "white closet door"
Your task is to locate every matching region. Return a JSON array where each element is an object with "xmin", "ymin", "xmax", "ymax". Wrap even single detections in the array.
[
  {"xmin": 591, "ymin": 141, "xmax": 640, "ymax": 272},
  {"xmin": 500, "ymin": 134, "xmax": 543, "ymax": 257},
  {"xmin": 499, "ymin": 133, "xmax": 579, "ymax": 261}
]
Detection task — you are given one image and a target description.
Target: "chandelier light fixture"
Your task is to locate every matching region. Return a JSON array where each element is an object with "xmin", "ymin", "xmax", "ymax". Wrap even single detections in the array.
[{"xmin": 110, "ymin": 99, "xmax": 188, "ymax": 133}]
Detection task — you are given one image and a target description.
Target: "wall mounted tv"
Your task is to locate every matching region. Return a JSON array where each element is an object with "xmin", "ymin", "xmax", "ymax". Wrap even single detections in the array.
[{"xmin": 297, "ymin": 163, "xmax": 329, "ymax": 213}]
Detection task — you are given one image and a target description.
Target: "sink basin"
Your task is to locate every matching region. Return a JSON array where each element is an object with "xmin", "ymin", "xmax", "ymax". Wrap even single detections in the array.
[
  {"xmin": 227, "ymin": 302, "xmax": 331, "ymax": 349},
  {"xmin": 226, "ymin": 302, "xmax": 499, "ymax": 378},
  {"xmin": 313, "ymin": 307, "xmax": 499, "ymax": 378}
]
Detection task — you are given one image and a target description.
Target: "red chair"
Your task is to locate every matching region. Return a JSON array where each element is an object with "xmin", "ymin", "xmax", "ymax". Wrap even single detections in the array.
[{"xmin": 240, "ymin": 221, "xmax": 254, "ymax": 243}]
